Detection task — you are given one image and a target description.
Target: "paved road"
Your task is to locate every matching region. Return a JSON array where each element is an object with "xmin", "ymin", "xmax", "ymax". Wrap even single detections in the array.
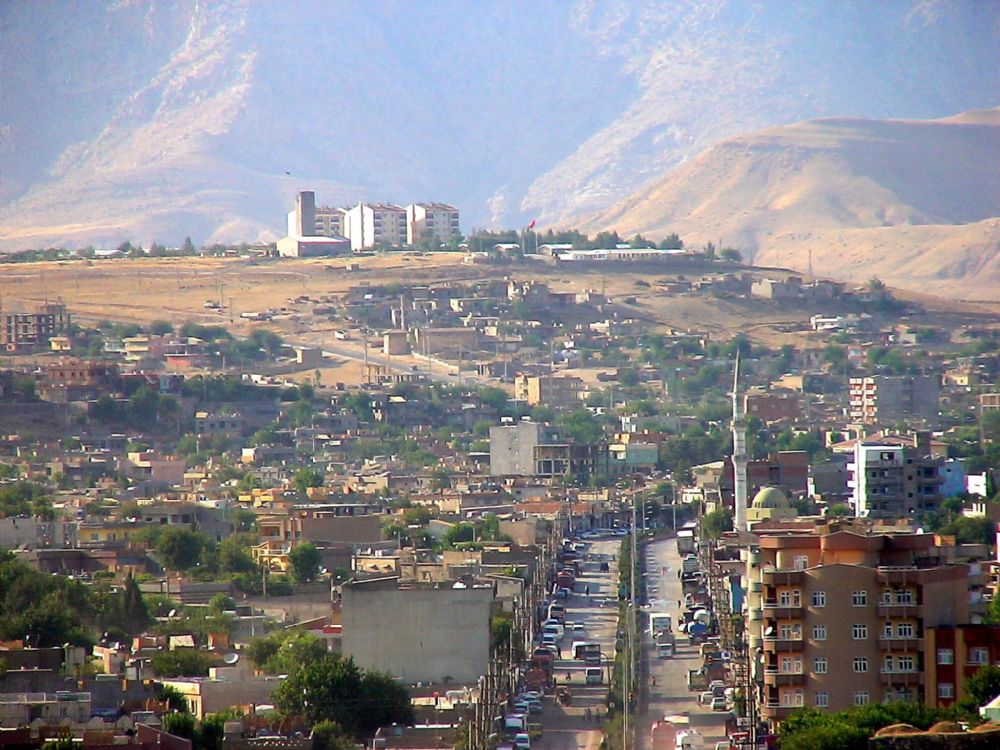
[
  {"xmin": 534, "ymin": 536, "xmax": 621, "ymax": 750},
  {"xmin": 641, "ymin": 535, "xmax": 729, "ymax": 748}
]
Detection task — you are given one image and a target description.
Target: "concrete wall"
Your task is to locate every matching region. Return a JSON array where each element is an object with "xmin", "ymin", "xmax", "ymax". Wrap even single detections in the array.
[{"xmin": 341, "ymin": 583, "xmax": 492, "ymax": 683}]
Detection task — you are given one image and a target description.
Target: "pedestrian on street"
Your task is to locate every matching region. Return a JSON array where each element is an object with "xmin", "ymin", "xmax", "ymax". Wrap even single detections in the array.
[
  {"xmin": 557, "ymin": 644, "xmax": 562, "ymax": 658},
  {"xmin": 585, "ymin": 585, "xmax": 590, "ymax": 595},
  {"xmin": 585, "ymin": 708, "xmax": 592, "ymax": 723},
  {"xmin": 651, "ymin": 676, "xmax": 656, "ymax": 687}
]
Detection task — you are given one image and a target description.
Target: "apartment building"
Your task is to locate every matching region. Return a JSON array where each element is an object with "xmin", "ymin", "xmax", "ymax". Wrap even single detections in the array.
[
  {"xmin": 744, "ymin": 389, "xmax": 800, "ymax": 424},
  {"xmin": 489, "ymin": 420, "xmax": 612, "ymax": 482},
  {"xmin": 315, "ymin": 205, "xmax": 348, "ymax": 238},
  {"xmin": 925, "ymin": 625, "xmax": 1000, "ymax": 708},
  {"xmin": 1, "ymin": 302, "xmax": 71, "ymax": 352},
  {"xmin": 345, "ymin": 202, "xmax": 408, "ymax": 250},
  {"xmin": 849, "ymin": 375, "xmax": 940, "ymax": 425},
  {"xmin": 743, "ymin": 523, "xmax": 969, "ymax": 724},
  {"xmin": 405, "ymin": 202, "xmax": 460, "ymax": 244},
  {"xmin": 514, "ymin": 374, "xmax": 583, "ymax": 409},
  {"xmin": 848, "ymin": 442, "xmax": 943, "ymax": 518}
]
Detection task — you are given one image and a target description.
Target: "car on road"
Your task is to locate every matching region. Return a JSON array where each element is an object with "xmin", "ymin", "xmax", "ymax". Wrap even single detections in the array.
[
  {"xmin": 600, "ymin": 561, "xmax": 610, "ymax": 572},
  {"xmin": 541, "ymin": 634, "xmax": 557, "ymax": 649},
  {"xmin": 711, "ymin": 696, "xmax": 728, "ymax": 711},
  {"xmin": 572, "ymin": 623, "xmax": 586, "ymax": 636},
  {"xmin": 698, "ymin": 691, "xmax": 715, "ymax": 706},
  {"xmin": 513, "ymin": 733, "xmax": 531, "ymax": 750}
]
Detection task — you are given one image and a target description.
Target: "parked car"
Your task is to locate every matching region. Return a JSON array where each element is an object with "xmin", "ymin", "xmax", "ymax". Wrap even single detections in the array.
[
  {"xmin": 513, "ymin": 733, "xmax": 531, "ymax": 750},
  {"xmin": 711, "ymin": 696, "xmax": 728, "ymax": 711},
  {"xmin": 698, "ymin": 691, "xmax": 715, "ymax": 706}
]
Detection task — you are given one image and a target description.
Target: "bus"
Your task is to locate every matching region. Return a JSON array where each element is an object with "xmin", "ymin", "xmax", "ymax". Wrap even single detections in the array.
[{"xmin": 573, "ymin": 642, "xmax": 602, "ymax": 663}]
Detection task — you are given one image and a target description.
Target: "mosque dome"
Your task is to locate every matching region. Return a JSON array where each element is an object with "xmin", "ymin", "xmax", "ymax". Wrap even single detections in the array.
[{"xmin": 751, "ymin": 486, "xmax": 790, "ymax": 509}]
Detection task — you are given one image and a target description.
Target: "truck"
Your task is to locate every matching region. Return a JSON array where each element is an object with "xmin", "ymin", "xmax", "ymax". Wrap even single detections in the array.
[
  {"xmin": 676, "ymin": 528, "xmax": 696, "ymax": 555},
  {"xmin": 656, "ymin": 641, "xmax": 675, "ymax": 659},
  {"xmin": 649, "ymin": 612, "xmax": 673, "ymax": 636},
  {"xmin": 687, "ymin": 669, "xmax": 709, "ymax": 691},
  {"xmin": 681, "ymin": 554, "xmax": 700, "ymax": 574}
]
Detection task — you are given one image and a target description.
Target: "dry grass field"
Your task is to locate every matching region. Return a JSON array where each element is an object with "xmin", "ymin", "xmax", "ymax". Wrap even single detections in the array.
[{"xmin": 3, "ymin": 254, "xmax": 997, "ymax": 375}]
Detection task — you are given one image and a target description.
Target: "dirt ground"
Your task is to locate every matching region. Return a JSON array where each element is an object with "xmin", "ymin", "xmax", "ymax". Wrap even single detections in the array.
[{"xmin": 4, "ymin": 255, "xmax": 997, "ymax": 376}]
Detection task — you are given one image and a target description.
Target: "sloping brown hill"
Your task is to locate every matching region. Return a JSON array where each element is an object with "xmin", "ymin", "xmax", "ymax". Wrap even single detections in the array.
[{"xmin": 583, "ymin": 108, "xmax": 1000, "ymax": 300}]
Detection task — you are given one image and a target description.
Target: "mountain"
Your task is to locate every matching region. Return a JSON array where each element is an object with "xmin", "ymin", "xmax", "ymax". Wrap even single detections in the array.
[
  {"xmin": 1, "ymin": 1, "xmax": 998, "ymax": 250},
  {"xmin": 580, "ymin": 108, "xmax": 1000, "ymax": 300}
]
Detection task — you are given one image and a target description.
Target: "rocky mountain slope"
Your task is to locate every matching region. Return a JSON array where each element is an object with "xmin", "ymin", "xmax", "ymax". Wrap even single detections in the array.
[
  {"xmin": 1, "ymin": 0, "xmax": 998, "ymax": 250},
  {"xmin": 581, "ymin": 108, "xmax": 1000, "ymax": 300}
]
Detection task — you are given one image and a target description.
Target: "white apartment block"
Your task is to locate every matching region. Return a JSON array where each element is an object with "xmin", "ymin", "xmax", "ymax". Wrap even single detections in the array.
[
  {"xmin": 315, "ymin": 206, "xmax": 348, "ymax": 238},
  {"xmin": 406, "ymin": 203, "xmax": 460, "ymax": 244},
  {"xmin": 345, "ymin": 203, "xmax": 408, "ymax": 251}
]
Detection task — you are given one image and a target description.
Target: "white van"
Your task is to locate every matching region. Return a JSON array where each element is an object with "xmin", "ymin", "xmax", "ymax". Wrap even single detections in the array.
[{"xmin": 585, "ymin": 667, "xmax": 603, "ymax": 685}]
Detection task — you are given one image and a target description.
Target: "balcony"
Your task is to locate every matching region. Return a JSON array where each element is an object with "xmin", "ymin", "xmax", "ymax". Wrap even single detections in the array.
[
  {"xmin": 763, "ymin": 636, "xmax": 804, "ymax": 653},
  {"xmin": 880, "ymin": 670, "xmax": 924, "ymax": 686},
  {"xmin": 877, "ymin": 602, "xmax": 920, "ymax": 617},
  {"xmin": 763, "ymin": 669, "xmax": 805, "ymax": 686},
  {"xmin": 762, "ymin": 601, "xmax": 803, "ymax": 619},
  {"xmin": 879, "ymin": 636, "xmax": 923, "ymax": 651},
  {"xmin": 762, "ymin": 568, "xmax": 805, "ymax": 585},
  {"xmin": 762, "ymin": 702, "xmax": 803, "ymax": 719},
  {"xmin": 876, "ymin": 567, "xmax": 920, "ymax": 585}
]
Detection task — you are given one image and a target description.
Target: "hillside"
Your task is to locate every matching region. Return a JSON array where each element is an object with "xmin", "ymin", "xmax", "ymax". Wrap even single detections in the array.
[
  {"xmin": 582, "ymin": 109, "xmax": 1000, "ymax": 301},
  {"xmin": 1, "ymin": 1, "xmax": 998, "ymax": 250}
]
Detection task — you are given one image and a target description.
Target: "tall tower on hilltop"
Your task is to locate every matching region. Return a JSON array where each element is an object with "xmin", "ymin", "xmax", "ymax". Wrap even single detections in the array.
[{"xmin": 732, "ymin": 353, "xmax": 749, "ymax": 531}]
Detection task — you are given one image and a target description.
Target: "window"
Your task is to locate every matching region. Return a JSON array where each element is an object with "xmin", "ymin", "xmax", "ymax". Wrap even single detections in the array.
[
  {"xmin": 897, "ymin": 622, "xmax": 915, "ymax": 639},
  {"xmin": 780, "ymin": 624, "xmax": 800, "ymax": 640},
  {"xmin": 812, "ymin": 591, "xmax": 827, "ymax": 608},
  {"xmin": 896, "ymin": 589, "xmax": 913, "ymax": 605},
  {"xmin": 854, "ymin": 690, "xmax": 870, "ymax": 706},
  {"xmin": 815, "ymin": 691, "xmax": 829, "ymax": 708},
  {"xmin": 793, "ymin": 555, "xmax": 809, "ymax": 570},
  {"xmin": 854, "ymin": 657, "xmax": 869, "ymax": 673},
  {"xmin": 938, "ymin": 683, "xmax": 954, "ymax": 699},
  {"xmin": 812, "ymin": 624, "xmax": 827, "ymax": 641},
  {"xmin": 937, "ymin": 649, "xmax": 954, "ymax": 665},
  {"xmin": 779, "ymin": 589, "xmax": 801, "ymax": 606},
  {"xmin": 852, "ymin": 590, "xmax": 868, "ymax": 606},
  {"xmin": 883, "ymin": 622, "xmax": 894, "ymax": 638},
  {"xmin": 813, "ymin": 657, "xmax": 828, "ymax": 674},
  {"xmin": 969, "ymin": 647, "xmax": 989, "ymax": 665},
  {"xmin": 884, "ymin": 655, "xmax": 894, "ymax": 673},
  {"xmin": 898, "ymin": 656, "xmax": 915, "ymax": 672},
  {"xmin": 853, "ymin": 624, "xmax": 869, "ymax": 640}
]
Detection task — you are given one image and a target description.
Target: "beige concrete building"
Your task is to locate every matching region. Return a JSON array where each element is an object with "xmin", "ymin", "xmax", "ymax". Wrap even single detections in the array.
[
  {"xmin": 315, "ymin": 205, "xmax": 348, "ymax": 238},
  {"xmin": 345, "ymin": 202, "xmax": 407, "ymax": 250},
  {"xmin": 405, "ymin": 203, "xmax": 460, "ymax": 244},
  {"xmin": 742, "ymin": 523, "xmax": 970, "ymax": 723},
  {"xmin": 341, "ymin": 578, "xmax": 493, "ymax": 683},
  {"xmin": 514, "ymin": 374, "xmax": 583, "ymax": 408}
]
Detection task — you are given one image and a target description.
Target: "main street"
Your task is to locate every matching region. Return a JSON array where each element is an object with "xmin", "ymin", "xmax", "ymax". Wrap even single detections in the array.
[
  {"xmin": 534, "ymin": 535, "xmax": 621, "ymax": 750},
  {"xmin": 641, "ymin": 535, "xmax": 728, "ymax": 747}
]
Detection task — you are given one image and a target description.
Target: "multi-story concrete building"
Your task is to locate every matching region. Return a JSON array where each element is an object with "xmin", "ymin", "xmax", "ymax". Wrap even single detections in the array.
[
  {"xmin": 849, "ymin": 375, "xmax": 940, "ymax": 425},
  {"xmin": 278, "ymin": 191, "xmax": 350, "ymax": 258},
  {"xmin": 314, "ymin": 205, "xmax": 348, "ymax": 238},
  {"xmin": 1, "ymin": 302, "xmax": 70, "ymax": 352},
  {"xmin": 745, "ymin": 389, "xmax": 801, "ymax": 424},
  {"xmin": 514, "ymin": 374, "xmax": 583, "ymax": 409},
  {"xmin": 743, "ymin": 522, "xmax": 969, "ymax": 724},
  {"xmin": 341, "ymin": 577, "xmax": 493, "ymax": 684},
  {"xmin": 490, "ymin": 421, "xmax": 545, "ymax": 477},
  {"xmin": 925, "ymin": 625, "xmax": 1000, "ymax": 708},
  {"xmin": 405, "ymin": 203, "xmax": 460, "ymax": 245},
  {"xmin": 489, "ymin": 421, "xmax": 611, "ymax": 482},
  {"xmin": 345, "ymin": 202, "xmax": 408, "ymax": 250},
  {"xmin": 848, "ymin": 442, "xmax": 943, "ymax": 518}
]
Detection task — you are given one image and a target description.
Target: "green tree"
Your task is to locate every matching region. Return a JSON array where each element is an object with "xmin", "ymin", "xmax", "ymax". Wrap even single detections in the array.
[
  {"xmin": 155, "ymin": 684, "xmax": 190, "ymax": 713},
  {"xmin": 957, "ymin": 664, "xmax": 1000, "ymax": 714},
  {"xmin": 150, "ymin": 320, "xmax": 175, "ymax": 335},
  {"xmin": 827, "ymin": 503, "xmax": 853, "ymax": 517},
  {"xmin": 294, "ymin": 467, "xmax": 325, "ymax": 494},
  {"xmin": 161, "ymin": 712, "xmax": 197, "ymax": 742},
  {"xmin": 156, "ymin": 528, "xmax": 205, "ymax": 571},
  {"xmin": 181, "ymin": 236, "xmax": 197, "ymax": 255},
  {"xmin": 310, "ymin": 720, "xmax": 355, "ymax": 750},
  {"xmin": 701, "ymin": 508, "xmax": 733, "ymax": 540},
  {"xmin": 151, "ymin": 648, "xmax": 213, "ymax": 677},
  {"xmin": 273, "ymin": 654, "xmax": 413, "ymax": 737},
  {"xmin": 289, "ymin": 542, "xmax": 321, "ymax": 583}
]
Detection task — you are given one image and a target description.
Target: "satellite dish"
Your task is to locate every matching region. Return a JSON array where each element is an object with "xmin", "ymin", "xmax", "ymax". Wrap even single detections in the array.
[
  {"xmin": 721, "ymin": 651, "xmax": 731, "ymax": 660},
  {"xmin": 167, "ymin": 609, "xmax": 177, "ymax": 618},
  {"xmin": 764, "ymin": 626, "xmax": 774, "ymax": 636},
  {"xmin": 223, "ymin": 653, "xmax": 240, "ymax": 665}
]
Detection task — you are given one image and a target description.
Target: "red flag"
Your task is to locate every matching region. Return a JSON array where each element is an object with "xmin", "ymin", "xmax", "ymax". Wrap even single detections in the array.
[{"xmin": 527, "ymin": 219, "xmax": 536, "ymax": 230}]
